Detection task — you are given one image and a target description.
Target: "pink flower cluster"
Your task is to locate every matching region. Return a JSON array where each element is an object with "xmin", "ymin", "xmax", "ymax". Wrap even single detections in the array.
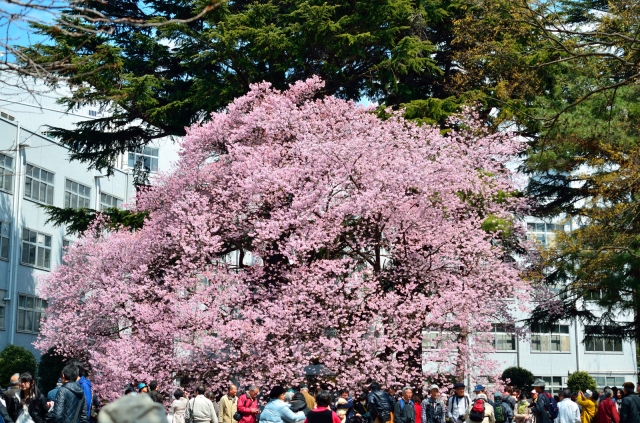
[{"xmin": 37, "ymin": 77, "xmax": 531, "ymax": 400}]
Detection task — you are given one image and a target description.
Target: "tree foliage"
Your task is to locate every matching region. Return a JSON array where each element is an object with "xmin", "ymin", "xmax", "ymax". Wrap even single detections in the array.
[
  {"xmin": 37, "ymin": 348, "xmax": 67, "ymax": 394},
  {"xmin": 567, "ymin": 372, "xmax": 597, "ymax": 394},
  {"xmin": 20, "ymin": 0, "xmax": 474, "ymax": 174},
  {"xmin": 0, "ymin": 345, "xmax": 37, "ymax": 386},
  {"xmin": 501, "ymin": 367, "xmax": 535, "ymax": 393},
  {"xmin": 37, "ymin": 79, "xmax": 530, "ymax": 399}
]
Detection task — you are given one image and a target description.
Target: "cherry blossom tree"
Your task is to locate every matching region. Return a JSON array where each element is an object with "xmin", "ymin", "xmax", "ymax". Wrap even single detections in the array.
[{"xmin": 37, "ymin": 77, "xmax": 531, "ymax": 399}]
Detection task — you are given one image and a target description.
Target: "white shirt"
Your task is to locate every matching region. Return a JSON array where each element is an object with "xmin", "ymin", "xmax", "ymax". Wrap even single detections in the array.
[
  {"xmin": 186, "ymin": 395, "xmax": 220, "ymax": 423},
  {"xmin": 448, "ymin": 394, "xmax": 471, "ymax": 422},
  {"xmin": 557, "ymin": 398, "xmax": 580, "ymax": 423}
]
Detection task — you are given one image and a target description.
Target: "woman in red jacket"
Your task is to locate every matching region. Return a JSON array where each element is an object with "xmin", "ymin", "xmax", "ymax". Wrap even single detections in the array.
[
  {"xmin": 413, "ymin": 394, "xmax": 422, "ymax": 423},
  {"xmin": 598, "ymin": 388, "xmax": 620, "ymax": 423}
]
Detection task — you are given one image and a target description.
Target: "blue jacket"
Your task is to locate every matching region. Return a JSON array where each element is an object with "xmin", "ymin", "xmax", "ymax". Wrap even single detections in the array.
[
  {"xmin": 335, "ymin": 398, "xmax": 355, "ymax": 423},
  {"xmin": 78, "ymin": 376, "xmax": 93, "ymax": 415},
  {"xmin": 259, "ymin": 399, "xmax": 305, "ymax": 423},
  {"xmin": 48, "ymin": 387, "xmax": 60, "ymax": 402}
]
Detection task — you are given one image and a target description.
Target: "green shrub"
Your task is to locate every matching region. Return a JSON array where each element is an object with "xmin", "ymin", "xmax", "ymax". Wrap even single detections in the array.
[
  {"xmin": 567, "ymin": 371, "xmax": 597, "ymax": 393},
  {"xmin": 0, "ymin": 345, "xmax": 37, "ymax": 386},
  {"xmin": 501, "ymin": 366, "xmax": 535, "ymax": 392}
]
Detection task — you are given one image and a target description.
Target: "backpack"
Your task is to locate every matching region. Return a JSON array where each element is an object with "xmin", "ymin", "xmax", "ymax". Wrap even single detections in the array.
[
  {"xmin": 517, "ymin": 402, "xmax": 528, "ymax": 415},
  {"xmin": 469, "ymin": 399, "xmax": 486, "ymax": 422},
  {"xmin": 544, "ymin": 393, "xmax": 559, "ymax": 420},
  {"xmin": 495, "ymin": 403, "xmax": 505, "ymax": 423}
]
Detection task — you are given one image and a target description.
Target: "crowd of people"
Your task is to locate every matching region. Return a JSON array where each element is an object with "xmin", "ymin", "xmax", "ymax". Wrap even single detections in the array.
[{"xmin": 0, "ymin": 365, "xmax": 640, "ymax": 423}]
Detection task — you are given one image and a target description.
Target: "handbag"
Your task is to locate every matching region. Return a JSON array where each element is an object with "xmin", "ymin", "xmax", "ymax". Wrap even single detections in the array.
[
  {"xmin": 186, "ymin": 398, "xmax": 195, "ymax": 423},
  {"xmin": 234, "ymin": 394, "xmax": 247, "ymax": 421}
]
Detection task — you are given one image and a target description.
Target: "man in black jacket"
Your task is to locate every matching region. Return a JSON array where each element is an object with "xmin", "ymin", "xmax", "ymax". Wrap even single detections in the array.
[
  {"xmin": 50, "ymin": 364, "xmax": 89, "ymax": 423},
  {"xmin": 368, "ymin": 383, "xmax": 395, "ymax": 423},
  {"xmin": 620, "ymin": 382, "xmax": 640, "ymax": 423}
]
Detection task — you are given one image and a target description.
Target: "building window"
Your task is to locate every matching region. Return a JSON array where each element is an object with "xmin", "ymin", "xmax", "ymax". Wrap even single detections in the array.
[
  {"xmin": 21, "ymin": 228, "xmax": 52, "ymax": 270},
  {"xmin": 0, "ymin": 111, "xmax": 15, "ymax": 121},
  {"xmin": 61, "ymin": 239, "xmax": 72, "ymax": 265},
  {"xmin": 531, "ymin": 323, "xmax": 570, "ymax": 352},
  {"xmin": 493, "ymin": 324, "xmax": 516, "ymax": 351},
  {"xmin": 65, "ymin": 180, "xmax": 91, "ymax": 209},
  {"xmin": 0, "ymin": 154, "xmax": 13, "ymax": 193},
  {"xmin": 0, "ymin": 222, "xmax": 10, "ymax": 260},
  {"xmin": 527, "ymin": 222, "xmax": 564, "ymax": 248},
  {"xmin": 128, "ymin": 147, "xmax": 159, "ymax": 172},
  {"xmin": 592, "ymin": 376, "xmax": 625, "ymax": 389},
  {"xmin": 0, "ymin": 291, "xmax": 6, "ymax": 330},
  {"xmin": 100, "ymin": 192, "xmax": 123, "ymax": 211},
  {"xmin": 88, "ymin": 110, "xmax": 97, "ymax": 117},
  {"xmin": 534, "ymin": 376, "xmax": 564, "ymax": 395},
  {"xmin": 17, "ymin": 294, "xmax": 47, "ymax": 333},
  {"xmin": 422, "ymin": 330, "xmax": 457, "ymax": 350},
  {"xmin": 24, "ymin": 165, "xmax": 54, "ymax": 205},
  {"xmin": 584, "ymin": 325, "xmax": 623, "ymax": 352}
]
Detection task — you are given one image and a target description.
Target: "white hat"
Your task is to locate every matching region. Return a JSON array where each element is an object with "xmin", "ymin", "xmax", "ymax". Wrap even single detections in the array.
[
  {"xmin": 585, "ymin": 390, "xmax": 593, "ymax": 397},
  {"xmin": 429, "ymin": 385, "xmax": 439, "ymax": 391}
]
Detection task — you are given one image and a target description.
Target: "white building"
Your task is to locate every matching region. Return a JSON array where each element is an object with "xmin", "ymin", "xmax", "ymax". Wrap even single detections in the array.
[{"xmin": 0, "ymin": 84, "xmax": 179, "ymax": 357}]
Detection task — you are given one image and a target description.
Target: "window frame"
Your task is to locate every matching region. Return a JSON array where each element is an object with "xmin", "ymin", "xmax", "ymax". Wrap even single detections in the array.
[
  {"xmin": 530, "ymin": 323, "xmax": 571, "ymax": 353},
  {"xmin": 0, "ymin": 153, "xmax": 13, "ymax": 194},
  {"xmin": 128, "ymin": 146, "xmax": 159, "ymax": 172},
  {"xmin": 492, "ymin": 324, "xmax": 517, "ymax": 352},
  {"xmin": 16, "ymin": 293, "xmax": 47, "ymax": 334},
  {"xmin": 100, "ymin": 192, "xmax": 123, "ymax": 211},
  {"xmin": 20, "ymin": 227, "xmax": 52, "ymax": 270},
  {"xmin": 24, "ymin": 164, "xmax": 55, "ymax": 205},
  {"xmin": 584, "ymin": 325, "xmax": 624, "ymax": 354},
  {"xmin": 0, "ymin": 221, "xmax": 10, "ymax": 261},
  {"xmin": 64, "ymin": 178, "xmax": 92, "ymax": 210},
  {"xmin": 533, "ymin": 376, "xmax": 565, "ymax": 395}
]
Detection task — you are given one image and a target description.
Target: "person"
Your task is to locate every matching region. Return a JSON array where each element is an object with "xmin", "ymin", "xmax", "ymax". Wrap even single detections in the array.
[
  {"xmin": 503, "ymin": 389, "xmax": 516, "ymax": 413},
  {"xmin": 301, "ymin": 387, "xmax": 317, "ymax": 411},
  {"xmin": 615, "ymin": 391, "xmax": 623, "ymax": 412},
  {"xmin": 422, "ymin": 385, "xmax": 445, "ymax": 423},
  {"xmin": 368, "ymin": 383, "xmax": 395, "ymax": 423},
  {"xmin": 305, "ymin": 390, "xmax": 340, "ymax": 423},
  {"xmin": 6, "ymin": 372, "xmax": 48, "ymax": 423},
  {"xmin": 48, "ymin": 379, "xmax": 63, "ymax": 402},
  {"xmin": 531, "ymin": 379, "xmax": 553, "ymax": 423},
  {"xmin": 138, "ymin": 383, "xmax": 149, "ymax": 394},
  {"xmin": 619, "ymin": 382, "xmax": 640, "ymax": 423},
  {"xmin": 474, "ymin": 387, "xmax": 494, "ymax": 407},
  {"xmin": 394, "ymin": 388, "xmax": 415, "ymax": 423},
  {"xmin": 413, "ymin": 394, "xmax": 422, "ymax": 423},
  {"xmin": 48, "ymin": 364, "xmax": 89, "ymax": 423},
  {"xmin": 493, "ymin": 393, "xmax": 513, "ymax": 423},
  {"xmin": 149, "ymin": 381, "xmax": 163, "ymax": 404},
  {"xmin": 238, "ymin": 385, "xmax": 261, "ymax": 423},
  {"xmin": 97, "ymin": 393, "xmax": 166, "ymax": 423},
  {"xmin": 448, "ymin": 383, "xmax": 471, "ymax": 423},
  {"xmin": 185, "ymin": 386, "xmax": 219, "ymax": 423},
  {"xmin": 354, "ymin": 394, "xmax": 370, "ymax": 423},
  {"xmin": 219, "ymin": 384, "xmax": 238, "ymax": 423},
  {"xmin": 290, "ymin": 392, "xmax": 312, "ymax": 416},
  {"xmin": 557, "ymin": 389, "xmax": 579, "ymax": 423},
  {"xmin": 513, "ymin": 394, "xmax": 530, "ymax": 423},
  {"xmin": 597, "ymin": 388, "xmax": 619, "ymax": 423},
  {"xmin": 463, "ymin": 391, "xmax": 494, "ymax": 423},
  {"xmin": 335, "ymin": 390, "xmax": 355, "ymax": 423},
  {"xmin": 576, "ymin": 390, "xmax": 596, "ymax": 423},
  {"xmin": 68, "ymin": 359, "xmax": 93, "ymax": 417},
  {"xmin": 171, "ymin": 389, "xmax": 189, "ymax": 423},
  {"xmin": 260, "ymin": 386, "xmax": 306, "ymax": 423},
  {"xmin": 4, "ymin": 374, "xmax": 20, "ymax": 411}
]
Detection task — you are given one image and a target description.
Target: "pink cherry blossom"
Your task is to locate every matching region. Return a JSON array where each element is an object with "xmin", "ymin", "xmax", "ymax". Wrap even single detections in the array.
[{"xmin": 37, "ymin": 77, "xmax": 531, "ymax": 401}]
